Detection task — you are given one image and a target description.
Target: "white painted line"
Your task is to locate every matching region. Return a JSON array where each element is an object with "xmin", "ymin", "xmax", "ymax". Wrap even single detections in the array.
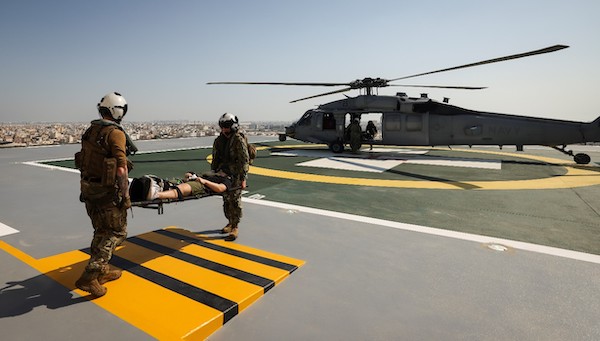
[
  {"xmin": 244, "ymin": 197, "xmax": 600, "ymax": 265},
  {"xmin": 407, "ymin": 158, "xmax": 501, "ymax": 169},
  {"xmin": 271, "ymin": 148, "xmax": 427, "ymax": 159},
  {"xmin": 298, "ymin": 158, "xmax": 405, "ymax": 173},
  {"xmin": 274, "ymin": 148, "xmax": 501, "ymax": 171},
  {"xmin": 365, "ymin": 148, "xmax": 428, "ymax": 154},
  {"xmin": 22, "ymin": 161, "xmax": 81, "ymax": 173},
  {"xmin": 0, "ymin": 222, "xmax": 19, "ymax": 237}
]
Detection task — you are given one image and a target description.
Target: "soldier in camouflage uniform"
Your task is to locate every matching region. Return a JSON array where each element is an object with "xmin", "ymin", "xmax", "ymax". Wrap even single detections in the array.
[
  {"xmin": 74, "ymin": 92, "xmax": 136, "ymax": 297},
  {"xmin": 347, "ymin": 117, "xmax": 362, "ymax": 153},
  {"xmin": 211, "ymin": 113, "xmax": 249, "ymax": 241}
]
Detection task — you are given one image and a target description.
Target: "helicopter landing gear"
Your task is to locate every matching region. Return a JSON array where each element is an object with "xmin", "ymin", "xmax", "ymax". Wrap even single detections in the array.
[
  {"xmin": 550, "ymin": 145, "xmax": 591, "ymax": 164},
  {"xmin": 279, "ymin": 133, "xmax": 287, "ymax": 142},
  {"xmin": 574, "ymin": 153, "xmax": 591, "ymax": 165},
  {"xmin": 329, "ymin": 141, "xmax": 344, "ymax": 153}
]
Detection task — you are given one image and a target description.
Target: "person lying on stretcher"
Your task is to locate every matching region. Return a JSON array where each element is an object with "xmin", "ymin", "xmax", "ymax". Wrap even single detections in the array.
[{"xmin": 146, "ymin": 171, "xmax": 232, "ymax": 200}]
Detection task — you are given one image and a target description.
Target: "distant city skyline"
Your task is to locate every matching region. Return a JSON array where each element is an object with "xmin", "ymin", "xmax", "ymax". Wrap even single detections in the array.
[
  {"xmin": 1, "ymin": 1, "xmax": 599, "ymax": 123},
  {"xmin": 0, "ymin": 121, "xmax": 287, "ymax": 147},
  {"xmin": 0, "ymin": 119, "xmax": 293, "ymax": 124}
]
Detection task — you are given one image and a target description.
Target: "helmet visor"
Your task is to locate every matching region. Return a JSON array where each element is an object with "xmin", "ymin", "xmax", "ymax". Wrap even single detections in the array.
[
  {"xmin": 116, "ymin": 104, "xmax": 128, "ymax": 116},
  {"xmin": 219, "ymin": 120, "xmax": 234, "ymax": 128}
]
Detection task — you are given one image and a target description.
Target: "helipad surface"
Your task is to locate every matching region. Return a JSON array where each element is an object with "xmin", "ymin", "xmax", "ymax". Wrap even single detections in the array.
[{"xmin": 1, "ymin": 137, "xmax": 599, "ymax": 340}]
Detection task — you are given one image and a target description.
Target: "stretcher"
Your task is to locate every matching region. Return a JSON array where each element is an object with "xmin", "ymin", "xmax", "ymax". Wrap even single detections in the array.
[{"xmin": 131, "ymin": 187, "xmax": 240, "ymax": 215}]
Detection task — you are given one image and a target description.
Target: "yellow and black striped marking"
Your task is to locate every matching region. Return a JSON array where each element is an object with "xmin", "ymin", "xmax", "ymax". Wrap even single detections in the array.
[{"xmin": 0, "ymin": 227, "xmax": 305, "ymax": 340}]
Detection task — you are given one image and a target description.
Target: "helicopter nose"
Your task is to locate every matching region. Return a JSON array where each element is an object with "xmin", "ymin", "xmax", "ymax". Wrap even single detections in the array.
[{"xmin": 285, "ymin": 125, "xmax": 295, "ymax": 136}]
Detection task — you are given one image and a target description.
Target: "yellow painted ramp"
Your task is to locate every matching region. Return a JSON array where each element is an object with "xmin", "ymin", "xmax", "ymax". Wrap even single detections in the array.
[{"xmin": 0, "ymin": 227, "xmax": 305, "ymax": 340}]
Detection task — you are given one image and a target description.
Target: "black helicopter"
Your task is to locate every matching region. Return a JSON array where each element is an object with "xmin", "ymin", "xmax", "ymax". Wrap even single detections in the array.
[{"xmin": 208, "ymin": 45, "xmax": 599, "ymax": 164}]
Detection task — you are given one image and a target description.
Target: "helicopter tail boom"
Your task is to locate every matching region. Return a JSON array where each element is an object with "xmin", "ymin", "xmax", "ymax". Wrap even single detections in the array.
[{"xmin": 583, "ymin": 116, "xmax": 600, "ymax": 142}]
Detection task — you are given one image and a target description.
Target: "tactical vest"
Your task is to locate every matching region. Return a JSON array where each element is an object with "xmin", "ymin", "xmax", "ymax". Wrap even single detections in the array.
[
  {"xmin": 75, "ymin": 124, "xmax": 120, "ymax": 186},
  {"xmin": 213, "ymin": 132, "xmax": 249, "ymax": 175}
]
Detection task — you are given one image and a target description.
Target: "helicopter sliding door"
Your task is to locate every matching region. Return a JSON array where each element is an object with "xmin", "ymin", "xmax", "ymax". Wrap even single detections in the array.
[
  {"xmin": 381, "ymin": 112, "xmax": 430, "ymax": 145},
  {"xmin": 342, "ymin": 113, "xmax": 383, "ymax": 142},
  {"xmin": 359, "ymin": 113, "xmax": 383, "ymax": 142}
]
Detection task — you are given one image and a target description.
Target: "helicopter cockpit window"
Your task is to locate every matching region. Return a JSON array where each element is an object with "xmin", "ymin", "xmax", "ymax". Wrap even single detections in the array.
[
  {"xmin": 323, "ymin": 113, "xmax": 336, "ymax": 130},
  {"xmin": 298, "ymin": 111, "xmax": 312, "ymax": 126}
]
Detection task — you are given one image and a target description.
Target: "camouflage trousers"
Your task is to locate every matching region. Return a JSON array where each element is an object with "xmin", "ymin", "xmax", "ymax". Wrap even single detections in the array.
[
  {"xmin": 350, "ymin": 134, "xmax": 362, "ymax": 152},
  {"xmin": 222, "ymin": 183, "xmax": 242, "ymax": 227},
  {"xmin": 84, "ymin": 200, "xmax": 127, "ymax": 273}
]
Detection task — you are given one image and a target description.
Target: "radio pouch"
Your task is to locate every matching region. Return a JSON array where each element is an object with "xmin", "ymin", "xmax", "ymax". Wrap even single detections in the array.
[
  {"xmin": 102, "ymin": 157, "xmax": 117, "ymax": 186},
  {"xmin": 74, "ymin": 151, "xmax": 83, "ymax": 170}
]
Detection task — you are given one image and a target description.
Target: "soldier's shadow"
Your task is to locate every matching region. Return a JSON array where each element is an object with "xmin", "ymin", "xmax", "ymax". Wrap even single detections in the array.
[
  {"xmin": 0, "ymin": 274, "xmax": 87, "ymax": 318},
  {"xmin": 193, "ymin": 229, "xmax": 227, "ymax": 240},
  {"xmin": 0, "ymin": 226, "xmax": 235, "ymax": 319}
]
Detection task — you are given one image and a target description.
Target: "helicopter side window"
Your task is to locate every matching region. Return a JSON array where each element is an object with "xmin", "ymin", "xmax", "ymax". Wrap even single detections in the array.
[
  {"xmin": 406, "ymin": 115, "xmax": 423, "ymax": 132},
  {"xmin": 385, "ymin": 115, "xmax": 402, "ymax": 131},
  {"xmin": 323, "ymin": 113, "xmax": 336, "ymax": 130}
]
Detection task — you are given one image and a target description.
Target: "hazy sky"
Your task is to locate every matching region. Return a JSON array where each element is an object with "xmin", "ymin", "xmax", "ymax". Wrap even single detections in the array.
[{"xmin": 1, "ymin": 0, "xmax": 599, "ymax": 123}]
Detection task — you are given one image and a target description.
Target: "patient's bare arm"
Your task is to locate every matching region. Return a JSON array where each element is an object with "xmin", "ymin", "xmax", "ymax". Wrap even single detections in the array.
[{"xmin": 198, "ymin": 177, "xmax": 227, "ymax": 193}]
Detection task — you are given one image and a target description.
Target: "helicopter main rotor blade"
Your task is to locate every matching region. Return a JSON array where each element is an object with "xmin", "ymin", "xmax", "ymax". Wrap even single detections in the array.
[
  {"xmin": 290, "ymin": 87, "xmax": 354, "ymax": 103},
  {"xmin": 207, "ymin": 81, "xmax": 350, "ymax": 87},
  {"xmin": 389, "ymin": 44, "xmax": 568, "ymax": 82},
  {"xmin": 390, "ymin": 84, "xmax": 487, "ymax": 90}
]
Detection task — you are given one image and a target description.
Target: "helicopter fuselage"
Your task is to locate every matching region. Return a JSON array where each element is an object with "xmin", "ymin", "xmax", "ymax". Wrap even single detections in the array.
[{"xmin": 283, "ymin": 94, "xmax": 600, "ymax": 161}]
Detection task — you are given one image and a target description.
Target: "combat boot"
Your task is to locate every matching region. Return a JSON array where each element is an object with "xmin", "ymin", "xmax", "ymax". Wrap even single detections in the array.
[
  {"xmin": 221, "ymin": 224, "xmax": 233, "ymax": 234},
  {"xmin": 224, "ymin": 227, "xmax": 238, "ymax": 241},
  {"xmin": 75, "ymin": 271, "xmax": 107, "ymax": 297},
  {"xmin": 98, "ymin": 269, "xmax": 122, "ymax": 284}
]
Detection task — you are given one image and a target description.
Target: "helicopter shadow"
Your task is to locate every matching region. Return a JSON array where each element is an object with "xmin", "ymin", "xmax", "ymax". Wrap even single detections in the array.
[
  {"xmin": 561, "ymin": 163, "xmax": 600, "ymax": 175},
  {"xmin": 270, "ymin": 147, "xmax": 482, "ymax": 189},
  {"xmin": 500, "ymin": 159, "xmax": 600, "ymax": 173},
  {"xmin": 322, "ymin": 156, "xmax": 479, "ymax": 189},
  {"xmin": 385, "ymin": 168, "xmax": 481, "ymax": 190},
  {"xmin": 286, "ymin": 147, "xmax": 599, "ymax": 188}
]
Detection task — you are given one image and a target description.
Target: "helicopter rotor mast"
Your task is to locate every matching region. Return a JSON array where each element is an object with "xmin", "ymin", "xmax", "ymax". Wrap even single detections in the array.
[{"xmin": 207, "ymin": 44, "xmax": 569, "ymax": 103}]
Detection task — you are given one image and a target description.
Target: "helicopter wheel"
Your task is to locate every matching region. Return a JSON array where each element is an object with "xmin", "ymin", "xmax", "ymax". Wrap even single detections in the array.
[
  {"xmin": 329, "ymin": 141, "xmax": 344, "ymax": 153},
  {"xmin": 279, "ymin": 134, "xmax": 287, "ymax": 142},
  {"xmin": 574, "ymin": 153, "xmax": 591, "ymax": 165}
]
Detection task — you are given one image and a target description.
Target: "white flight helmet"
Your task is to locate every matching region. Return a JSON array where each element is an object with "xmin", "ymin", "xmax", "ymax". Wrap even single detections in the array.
[
  {"xmin": 218, "ymin": 113, "xmax": 239, "ymax": 131},
  {"xmin": 97, "ymin": 92, "xmax": 128, "ymax": 122}
]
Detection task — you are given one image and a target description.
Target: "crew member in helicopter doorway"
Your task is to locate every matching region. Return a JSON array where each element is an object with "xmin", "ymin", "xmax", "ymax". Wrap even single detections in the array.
[{"xmin": 347, "ymin": 117, "xmax": 362, "ymax": 153}]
